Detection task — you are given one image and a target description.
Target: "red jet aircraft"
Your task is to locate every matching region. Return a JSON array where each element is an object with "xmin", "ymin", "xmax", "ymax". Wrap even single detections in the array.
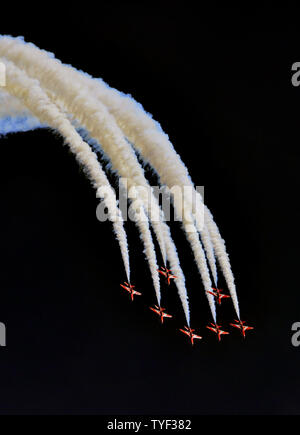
[
  {"xmin": 158, "ymin": 266, "xmax": 178, "ymax": 285},
  {"xmin": 179, "ymin": 326, "xmax": 202, "ymax": 345},
  {"xmin": 149, "ymin": 305, "xmax": 172, "ymax": 324},
  {"xmin": 206, "ymin": 287, "xmax": 230, "ymax": 305},
  {"xmin": 120, "ymin": 282, "xmax": 142, "ymax": 301},
  {"xmin": 230, "ymin": 319, "xmax": 254, "ymax": 338},
  {"xmin": 206, "ymin": 322, "xmax": 229, "ymax": 341}
]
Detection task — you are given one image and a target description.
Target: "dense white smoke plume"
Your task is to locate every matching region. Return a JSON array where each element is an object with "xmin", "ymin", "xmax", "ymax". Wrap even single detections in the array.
[{"xmin": 0, "ymin": 35, "xmax": 241, "ymax": 325}]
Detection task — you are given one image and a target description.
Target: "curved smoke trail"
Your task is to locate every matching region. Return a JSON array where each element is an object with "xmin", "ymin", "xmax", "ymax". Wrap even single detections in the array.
[
  {"xmin": 0, "ymin": 37, "xmax": 193, "ymax": 321},
  {"xmin": 0, "ymin": 35, "xmax": 217, "ymax": 321},
  {"xmin": 2, "ymin": 57, "xmax": 131, "ymax": 284},
  {"xmin": 0, "ymin": 34, "xmax": 241, "ymax": 324}
]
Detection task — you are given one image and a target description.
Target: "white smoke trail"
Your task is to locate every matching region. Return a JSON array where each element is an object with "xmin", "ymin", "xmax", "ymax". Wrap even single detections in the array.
[
  {"xmin": 73, "ymin": 129, "xmax": 191, "ymax": 322},
  {"xmin": 76, "ymin": 127, "xmax": 192, "ymax": 322},
  {"xmin": 204, "ymin": 207, "xmax": 240, "ymax": 318},
  {"xmin": 0, "ymin": 89, "xmax": 191, "ymax": 324},
  {"xmin": 0, "ymin": 36, "xmax": 216, "ymax": 321},
  {"xmin": 0, "ymin": 37, "xmax": 168, "ymax": 271},
  {"xmin": 0, "ymin": 89, "xmax": 44, "ymax": 134},
  {"xmin": 2, "ymin": 57, "xmax": 131, "ymax": 284},
  {"xmin": 75, "ymin": 72, "xmax": 241, "ymax": 312},
  {"xmin": 64, "ymin": 71, "xmax": 218, "ymax": 287},
  {"xmin": 0, "ymin": 39, "xmax": 220, "ymax": 324},
  {"xmin": 2, "ymin": 56, "xmax": 165, "ymax": 310},
  {"xmin": 163, "ymin": 226, "xmax": 190, "ymax": 325},
  {"xmin": 0, "ymin": 75, "xmax": 215, "ymax": 297},
  {"xmin": 0, "ymin": 90, "xmax": 29, "ymax": 116},
  {"xmin": 172, "ymin": 196, "xmax": 217, "ymax": 322},
  {"xmin": 91, "ymin": 93, "xmax": 219, "ymax": 286},
  {"xmin": 0, "ymin": 38, "xmax": 185, "ymax": 307},
  {"xmin": 0, "ymin": 36, "xmax": 241, "ymax": 323}
]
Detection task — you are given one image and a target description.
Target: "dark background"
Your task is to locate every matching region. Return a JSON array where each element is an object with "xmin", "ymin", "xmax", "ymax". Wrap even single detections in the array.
[{"xmin": 0, "ymin": 5, "xmax": 299, "ymax": 414}]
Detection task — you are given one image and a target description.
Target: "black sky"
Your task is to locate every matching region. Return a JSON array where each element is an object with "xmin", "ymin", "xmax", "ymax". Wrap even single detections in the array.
[{"xmin": 0, "ymin": 6, "xmax": 300, "ymax": 414}]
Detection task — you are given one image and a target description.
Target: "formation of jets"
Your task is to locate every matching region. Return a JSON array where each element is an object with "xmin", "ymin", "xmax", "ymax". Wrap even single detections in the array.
[{"xmin": 120, "ymin": 269, "xmax": 254, "ymax": 345}]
